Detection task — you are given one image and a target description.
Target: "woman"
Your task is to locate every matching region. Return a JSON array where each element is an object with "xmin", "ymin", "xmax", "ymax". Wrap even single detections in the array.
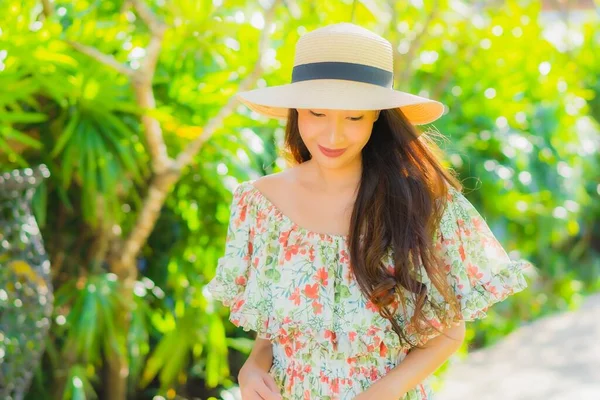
[{"xmin": 207, "ymin": 22, "xmax": 531, "ymax": 400}]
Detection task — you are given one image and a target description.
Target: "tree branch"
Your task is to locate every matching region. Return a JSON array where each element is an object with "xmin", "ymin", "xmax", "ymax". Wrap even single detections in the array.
[
  {"xmin": 129, "ymin": 0, "xmax": 167, "ymax": 35},
  {"xmin": 41, "ymin": 0, "xmax": 53, "ymax": 18},
  {"xmin": 116, "ymin": 171, "xmax": 179, "ymax": 269},
  {"xmin": 173, "ymin": 0, "xmax": 280, "ymax": 170},
  {"xmin": 129, "ymin": 0, "xmax": 167, "ymax": 82},
  {"xmin": 67, "ymin": 41, "xmax": 135, "ymax": 77},
  {"xmin": 391, "ymin": 0, "xmax": 439, "ymax": 87},
  {"xmin": 124, "ymin": 0, "xmax": 170, "ymax": 172}
]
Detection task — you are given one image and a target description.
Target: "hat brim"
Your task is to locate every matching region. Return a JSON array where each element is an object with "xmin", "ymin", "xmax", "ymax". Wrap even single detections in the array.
[{"xmin": 237, "ymin": 79, "xmax": 446, "ymax": 125}]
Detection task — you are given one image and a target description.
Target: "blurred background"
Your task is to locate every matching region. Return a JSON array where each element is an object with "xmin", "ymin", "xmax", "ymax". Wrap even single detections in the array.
[{"xmin": 0, "ymin": 0, "xmax": 598, "ymax": 399}]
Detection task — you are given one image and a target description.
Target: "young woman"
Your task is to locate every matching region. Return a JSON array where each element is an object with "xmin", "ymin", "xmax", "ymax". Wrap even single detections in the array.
[{"xmin": 207, "ymin": 22, "xmax": 531, "ymax": 400}]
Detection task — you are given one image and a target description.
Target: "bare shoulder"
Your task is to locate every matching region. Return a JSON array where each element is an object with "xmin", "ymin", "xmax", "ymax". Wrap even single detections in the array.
[{"xmin": 252, "ymin": 164, "xmax": 307, "ymax": 196}]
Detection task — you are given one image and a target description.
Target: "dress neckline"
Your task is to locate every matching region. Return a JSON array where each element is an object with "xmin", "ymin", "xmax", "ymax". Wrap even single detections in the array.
[{"xmin": 245, "ymin": 180, "xmax": 350, "ymax": 242}]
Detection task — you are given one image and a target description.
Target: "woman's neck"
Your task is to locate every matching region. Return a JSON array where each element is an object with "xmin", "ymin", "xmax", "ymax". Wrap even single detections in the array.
[{"xmin": 302, "ymin": 158, "xmax": 362, "ymax": 194}]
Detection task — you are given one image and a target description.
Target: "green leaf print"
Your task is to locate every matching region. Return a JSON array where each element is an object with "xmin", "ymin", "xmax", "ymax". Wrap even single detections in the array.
[
  {"xmin": 339, "ymin": 285, "xmax": 351, "ymax": 298},
  {"xmin": 265, "ymin": 268, "xmax": 281, "ymax": 282}
]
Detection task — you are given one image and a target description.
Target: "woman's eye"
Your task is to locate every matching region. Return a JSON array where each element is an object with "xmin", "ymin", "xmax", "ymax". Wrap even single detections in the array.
[{"xmin": 308, "ymin": 111, "xmax": 362, "ymax": 120}]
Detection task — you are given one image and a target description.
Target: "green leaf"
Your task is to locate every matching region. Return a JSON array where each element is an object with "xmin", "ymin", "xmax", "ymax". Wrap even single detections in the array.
[
  {"xmin": 51, "ymin": 110, "xmax": 80, "ymax": 157},
  {"xmin": 158, "ymin": 335, "xmax": 189, "ymax": 388},
  {"xmin": 139, "ymin": 330, "xmax": 179, "ymax": 388},
  {"xmin": 0, "ymin": 111, "xmax": 47, "ymax": 123},
  {"xmin": 1, "ymin": 125, "xmax": 43, "ymax": 148}
]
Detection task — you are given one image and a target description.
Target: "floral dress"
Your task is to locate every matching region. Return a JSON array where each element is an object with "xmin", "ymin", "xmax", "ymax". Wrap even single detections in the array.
[{"xmin": 206, "ymin": 180, "xmax": 531, "ymax": 399}]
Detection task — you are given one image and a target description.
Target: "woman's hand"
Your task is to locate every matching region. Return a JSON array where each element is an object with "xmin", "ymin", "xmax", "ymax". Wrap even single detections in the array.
[{"xmin": 238, "ymin": 362, "xmax": 283, "ymax": 400}]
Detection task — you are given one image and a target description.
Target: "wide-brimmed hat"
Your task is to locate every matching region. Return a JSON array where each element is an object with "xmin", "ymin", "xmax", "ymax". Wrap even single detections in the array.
[{"xmin": 237, "ymin": 23, "xmax": 446, "ymax": 125}]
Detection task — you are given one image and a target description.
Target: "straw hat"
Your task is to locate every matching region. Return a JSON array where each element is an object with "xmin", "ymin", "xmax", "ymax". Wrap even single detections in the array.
[{"xmin": 236, "ymin": 22, "xmax": 446, "ymax": 125}]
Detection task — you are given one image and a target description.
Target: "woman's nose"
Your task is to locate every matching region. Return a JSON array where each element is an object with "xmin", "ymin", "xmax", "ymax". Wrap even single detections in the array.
[{"xmin": 328, "ymin": 119, "xmax": 345, "ymax": 145}]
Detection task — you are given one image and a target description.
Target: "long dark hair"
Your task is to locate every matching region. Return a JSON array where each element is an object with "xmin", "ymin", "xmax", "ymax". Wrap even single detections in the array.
[{"xmin": 284, "ymin": 107, "xmax": 463, "ymax": 348}]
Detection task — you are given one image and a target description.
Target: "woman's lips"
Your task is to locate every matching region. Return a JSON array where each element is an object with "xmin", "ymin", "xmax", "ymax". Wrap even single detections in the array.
[{"xmin": 318, "ymin": 145, "xmax": 347, "ymax": 158}]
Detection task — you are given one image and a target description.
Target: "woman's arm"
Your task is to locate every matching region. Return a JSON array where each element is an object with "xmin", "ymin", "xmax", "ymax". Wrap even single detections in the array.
[
  {"xmin": 240, "ymin": 337, "xmax": 274, "ymax": 374},
  {"xmin": 354, "ymin": 321, "xmax": 466, "ymax": 399}
]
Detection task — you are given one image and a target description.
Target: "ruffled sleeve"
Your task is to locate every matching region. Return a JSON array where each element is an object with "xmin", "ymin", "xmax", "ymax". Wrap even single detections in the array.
[
  {"xmin": 205, "ymin": 182, "xmax": 277, "ymax": 339},
  {"xmin": 413, "ymin": 186, "xmax": 532, "ymax": 342}
]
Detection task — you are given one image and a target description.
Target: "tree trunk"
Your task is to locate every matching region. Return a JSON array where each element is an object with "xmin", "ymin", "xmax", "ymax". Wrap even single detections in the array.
[
  {"xmin": 105, "ymin": 265, "xmax": 134, "ymax": 400},
  {"xmin": 105, "ymin": 172, "xmax": 179, "ymax": 400}
]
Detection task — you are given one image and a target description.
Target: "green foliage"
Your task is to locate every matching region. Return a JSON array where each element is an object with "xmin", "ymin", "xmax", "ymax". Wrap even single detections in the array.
[
  {"xmin": 1, "ymin": 0, "xmax": 597, "ymax": 399},
  {"xmin": 61, "ymin": 365, "xmax": 99, "ymax": 400}
]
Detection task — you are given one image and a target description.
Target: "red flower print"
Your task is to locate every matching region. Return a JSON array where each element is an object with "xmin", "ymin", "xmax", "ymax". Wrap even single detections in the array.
[
  {"xmin": 486, "ymin": 284, "xmax": 499, "ymax": 297},
  {"xmin": 340, "ymin": 249, "xmax": 349, "ymax": 263},
  {"xmin": 331, "ymin": 378, "xmax": 340, "ymax": 394},
  {"xmin": 427, "ymin": 317, "xmax": 442, "ymax": 329},
  {"xmin": 285, "ymin": 245, "xmax": 300, "ymax": 261},
  {"xmin": 304, "ymin": 390, "xmax": 311, "ymax": 400},
  {"xmin": 365, "ymin": 299, "xmax": 379, "ymax": 313},
  {"xmin": 369, "ymin": 366, "xmax": 379, "ymax": 381},
  {"xmin": 239, "ymin": 204, "xmax": 247, "ymax": 222},
  {"xmin": 324, "ymin": 329, "xmax": 337, "ymax": 344},
  {"xmin": 284, "ymin": 345, "xmax": 293, "ymax": 357},
  {"xmin": 373, "ymin": 335, "xmax": 381, "ymax": 347},
  {"xmin": 289, "ymin": 287, "xmax": 301, "ymax": 306},
  {"xmin": 473, "ymin": 217, "xmax": 485, "ymax": 232},
  {"xmin": 304, "ymin": 283, "xmax": 319, "ymax": 299},
  {"xmin": 459, "ymin": 244, "xmax": 466, "ymax": 261},
  {"xmin": 309, "ymin": 247, "xmax": 316, "ymax": 262},
  {"xmin": 349, "ymin": 331, "xmax": 357, "ymax": 342},
  {"xmin": 379, "ymin": 341, "xmax": 388, "ymax": 357},
  {"xmin": 279, "ymin": 230, "xmax": 291, "ymax": 245},
  {"xmin": 234, "ymin": 275, "xmax": 246, "ymax": 285},
  {"xmin": 316, "ymin": 267, "xmax": 328, "ymax": 285},
  {"xmin": 279, "ymin": 329, "xmax": 289, "ymax": 345},
  {"xmin": 467, "ymin": 264, "xmax": 484, "ymax": 281},
  {"xmin": 231, "ymin": 299, "xmax": 244, "ymax": 313},
  {"xmin": 312, "ymin": 301, "xmax": 323, "ymax": 314}
]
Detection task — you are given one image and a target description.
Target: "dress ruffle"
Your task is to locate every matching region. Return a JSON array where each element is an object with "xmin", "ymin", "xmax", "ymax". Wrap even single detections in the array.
[{"xmin": 405, "ymin": 186, "xmax": 531, "ymax": 346}]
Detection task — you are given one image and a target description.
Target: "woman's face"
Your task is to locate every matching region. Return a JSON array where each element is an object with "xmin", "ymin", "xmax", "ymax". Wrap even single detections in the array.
[{"xmin": 296, "ymin": 108, "xmax": 380, "ymax": 169}]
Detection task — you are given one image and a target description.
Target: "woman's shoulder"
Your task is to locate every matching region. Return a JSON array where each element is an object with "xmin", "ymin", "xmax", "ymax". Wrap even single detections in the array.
[
  {"xmin": 228, "ymin": 169, "xmax": 299, "ymax": 225},
  {"xmin": 251, "ymin": 165, "xmax": 305, "ymax": 193}
]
